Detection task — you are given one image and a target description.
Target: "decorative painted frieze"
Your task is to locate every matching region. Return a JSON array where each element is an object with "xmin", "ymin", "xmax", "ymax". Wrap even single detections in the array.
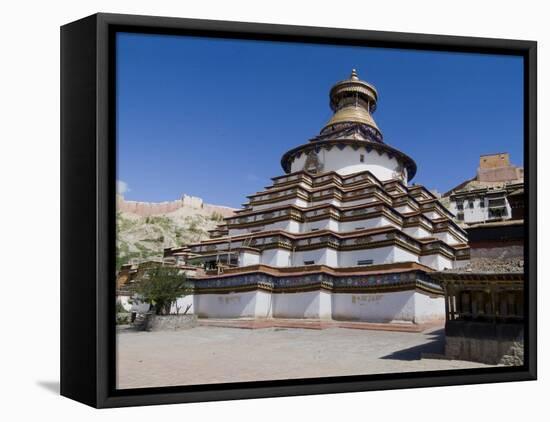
[{"xmin": 193, "ymin": 268, "xmax": 443, "ymax": 295}]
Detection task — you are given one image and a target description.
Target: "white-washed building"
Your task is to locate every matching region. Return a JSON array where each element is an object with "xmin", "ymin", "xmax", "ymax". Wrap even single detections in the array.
[
  {"xmin": 445, "ymin": 153, "xmax": 524, "ymax": 225},
  {"xmin": 165, "ymin": 70, "xmax": 470, "ymax": 324}
]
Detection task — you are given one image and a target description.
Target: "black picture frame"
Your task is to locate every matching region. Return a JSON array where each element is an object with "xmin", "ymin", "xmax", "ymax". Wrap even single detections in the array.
[{"xmin": 60, "ymin": 12, "xmax": 537, "ymax": 408}]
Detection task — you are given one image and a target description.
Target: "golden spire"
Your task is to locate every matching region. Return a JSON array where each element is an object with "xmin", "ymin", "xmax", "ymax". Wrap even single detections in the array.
[{"xmin": 321, "ymin": 69, "xmax": 381, "ymax": 135}]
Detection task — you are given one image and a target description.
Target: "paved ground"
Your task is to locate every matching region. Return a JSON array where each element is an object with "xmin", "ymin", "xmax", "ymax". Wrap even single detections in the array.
[
  {"xmin": 116, "ymin": 325, "xmax": 492, "ymax": 389},
  {"xmin": 198, "ymin": 318, "xmax": 437, "ymax": 332}
]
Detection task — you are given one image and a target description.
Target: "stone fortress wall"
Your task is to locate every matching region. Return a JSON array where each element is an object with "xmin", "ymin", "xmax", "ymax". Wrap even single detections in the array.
[{"xmin": 116, "ymin": 194, "xmax": 235, "ymax": 218}]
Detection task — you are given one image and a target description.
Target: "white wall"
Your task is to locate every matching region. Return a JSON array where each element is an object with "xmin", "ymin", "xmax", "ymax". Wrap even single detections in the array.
[
  {"xmin": 193, "ymin": 289, "xmax": 443, "ymax": 323},
  {"xmin": 229, "ymin": 219, "xmax": 301, "ymax": 236},
  {"xmin": 338, "ymin": 246, "xmax": 418, "ymax": 267},
  {"xmin": 341, "ymin": 197, "xmax": 380, "ymax": 207},
  {"xmin": 308, "ymin": 197, "xmax": 342, "ymax": 207},
  {"xmin": 229, "ymin": 225, "xmax": 264, "ymax": 236},
  {"xmin": 449, "ymin": 197, "xmax": 515, "ymax": 225},
  {"xmin": 261, "ymin": 248, "xmax": 291, "ymax": 266},
  {"xmin": 293, "ymin": 249, "xmax": 329, "ymax": 266},
  {"xmin": 339, "ymin": 216, "xmax": 397, "ymax": 231},
  {"xmin": 272, "ymin": 291, "xmax": 331, "ymax": 319},
  {"xmin": 392, "ymin": 247, "xmax": 420, "ymax": 263},
  {"xmin": 420, "ymin": 254, "xmax": 454, "ymax": 271},
  {"xmin": 394, "ymin": 204, "xmax": 415, "ymax": 214},
  {"xmin": 403, "ymin": 226, "xmax": 432, "ymax": 239},
  {"xmin": 325, "ymin": 249, "xmax": 339, "ymax": 267},
  {"xmin": 413, "ymin": 292, "xmax": 445, "ymax": 323},
  {"xmin": 422, "ymin": 210, "xmax": 440, "ymax": 219},
  {"xmin": 290, "ymin": 145, "xmax": 405, "ymax": 181},
  {"xmin": 201, "ymin": 239, "xmax": 438, "ymax": 272},
  {"xmin": 239, "ymin": 250, "xmax": 260, "ymax": 266},
  {"xmin": 119, "ymin": 294, "xmax": 195, "ymax": 314},
  {"xmin": 171, "ymin": 295, "xmax": 195, "ymax": 315},
  {"xmin": 231, "ymin": 215, "xmax": 399, "ymax": 237},
  {"xmin": 116, "ymin": 294, "xmax": 134, "ymax": 312},
  {"xmin": 255, "ymin": 290, "xmax": 273, "ymax": 318},
  {"xmin": 259, "ymin": 245, "xmax": 422, "ymax": 268},
  {"xmin": 250, "ymin": 197, "xmax": 307, "ymax": 211},
  {"xmin": 288, "ymin": 219, "xmax": 301, "ymax": 233},
  {"xmin": 332, "ymin": 291, "xmax": 416, "ymax": 322},
  {"xmin": 318, "ymin": 290, "xmax": 333, "ymax": 319},
  {"xmin": 338, "ymin": 246, "xmax": 394, "ymax": 266},
  {"xmin": 127, "ymin": 298, "xmax": 151, "ymax": 314},
  {"xmin": 194, "ymin": 291, "xmax": 271, "ymax": 318},
  {"xmin": 433, "ymin": 231, "xmax": 463, "ymax": 245},
  {"xmin": 449, "ymin": 198, "xmax": 484, "ymax": 223},
  {"xmin": 304, "ymin": 218, "xmax": 335, "ymax": 232}
]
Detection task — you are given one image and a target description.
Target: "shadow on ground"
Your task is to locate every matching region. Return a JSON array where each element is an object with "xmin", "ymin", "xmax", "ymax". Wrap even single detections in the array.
[
  {"xmin": 36, "ymin": 381, "xmax": 60, "ymax": 395},
  {"xmin": 380, "ymin": 328, "xmax": 445, "ymax": 361}
]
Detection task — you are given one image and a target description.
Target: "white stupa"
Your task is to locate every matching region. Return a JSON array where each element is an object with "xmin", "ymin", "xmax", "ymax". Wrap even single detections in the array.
[{"xmin": 165, "ymin": 70, "xmax": 470, "ymax": 324}]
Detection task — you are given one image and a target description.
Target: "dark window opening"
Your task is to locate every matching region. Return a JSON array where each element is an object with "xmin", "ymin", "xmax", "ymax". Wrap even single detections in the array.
[
  {"xmin": 488, "ymin": 198, "xmax": 506, "ymax": 207},
  {"xmin": 357, "ymin": 259, "xmax": 374, "ymax": 266},
  {"xmin": 488, "ymin": 207, "xmax": 508, "ymax": 218}
]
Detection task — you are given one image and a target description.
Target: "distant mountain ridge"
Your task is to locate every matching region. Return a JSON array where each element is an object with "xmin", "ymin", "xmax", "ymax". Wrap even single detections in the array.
[
  {"xmin": 117, "ymin": 193, "xmax": 235, "ymax": 218},
  {"xmin": 116, "ymin": 194, "xmax": 236, "ymax": 269}
]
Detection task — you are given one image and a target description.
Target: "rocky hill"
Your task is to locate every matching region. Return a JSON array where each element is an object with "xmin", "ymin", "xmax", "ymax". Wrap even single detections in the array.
[{"xmin": 116, "ymin": 195, "xmax": 235, "ymax": 269}]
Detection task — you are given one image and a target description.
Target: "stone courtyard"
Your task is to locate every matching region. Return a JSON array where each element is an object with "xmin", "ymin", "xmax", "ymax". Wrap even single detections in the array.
[{"xmin": 116, "ymin": 325, "xmax": 492, "ymax": 389}]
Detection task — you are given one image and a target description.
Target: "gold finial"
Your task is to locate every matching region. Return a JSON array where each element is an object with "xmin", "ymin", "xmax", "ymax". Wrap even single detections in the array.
[{"xmin": 321, "ymin": 68, "xmax": 381, "ymax": 135}]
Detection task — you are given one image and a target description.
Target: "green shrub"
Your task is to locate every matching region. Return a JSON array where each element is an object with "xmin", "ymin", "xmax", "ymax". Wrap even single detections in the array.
[
  {"xmin": 116, "ymin": 300, "xmax": 127, "ymax": 313},
  {"xmin": 116, "ymin": 313, "xmax": 130, "ymax": 325},
  {"xmin": 210, "ymin": 211, "xmax": 224, "ymax": 222},
  {"xmin": 133, "ymin": 266, "xmax": 193, "ymax": 315}
]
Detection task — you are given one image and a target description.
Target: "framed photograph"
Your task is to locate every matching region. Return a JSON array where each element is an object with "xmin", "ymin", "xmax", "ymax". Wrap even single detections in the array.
[{"xmin": 60, "ymin": 13, "xmax": 537, "ymax": 408}]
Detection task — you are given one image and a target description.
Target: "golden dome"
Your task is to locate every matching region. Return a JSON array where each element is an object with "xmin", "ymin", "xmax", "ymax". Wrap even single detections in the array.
[
  {"xmin": 324, "ymin": 105, "xmax": 380, "ymax": 131},
  {"xmin": 280, "ymin": 69, "xmax": 417, "ymax": 181},
  {"xmin": 321, "ymin": 69, "xmax": 381, "ymax": 135}
]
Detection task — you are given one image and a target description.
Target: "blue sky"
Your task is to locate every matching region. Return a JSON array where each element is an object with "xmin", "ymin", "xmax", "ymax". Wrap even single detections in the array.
[{"xmin": 116, "ymin": 32, "xmax": 523, "ymax": 208}]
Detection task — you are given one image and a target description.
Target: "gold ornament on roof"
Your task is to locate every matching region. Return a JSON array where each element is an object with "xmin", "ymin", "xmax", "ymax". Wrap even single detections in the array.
[{"xmin": 322, "ymin": 69, "xmax": 381, "ymax": 134}]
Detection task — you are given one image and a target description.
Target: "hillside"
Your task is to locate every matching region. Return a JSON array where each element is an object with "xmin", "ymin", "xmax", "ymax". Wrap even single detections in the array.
[{"xmin": 116, "ymin": 196, "xmax": 235, "ymax": 269}]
